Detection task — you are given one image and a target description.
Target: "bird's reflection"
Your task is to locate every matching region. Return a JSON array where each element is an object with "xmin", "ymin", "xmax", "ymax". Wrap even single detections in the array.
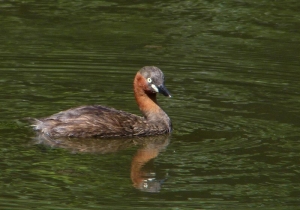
[{"xmin": 33, "ymin": 134, "xmax": 170, "ymax": 193}]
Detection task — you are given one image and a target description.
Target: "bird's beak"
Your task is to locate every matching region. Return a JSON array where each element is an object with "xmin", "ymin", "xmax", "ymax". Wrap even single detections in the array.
[{"xmin": 157, "ymin": 84, "xmax": 171, "ymax": 97}]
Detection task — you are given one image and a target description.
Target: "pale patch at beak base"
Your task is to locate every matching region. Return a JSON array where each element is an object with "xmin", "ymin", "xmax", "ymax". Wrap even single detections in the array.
[{"xmin": 151, "ymin": 84, "xmax": 159, "ymax": 93}]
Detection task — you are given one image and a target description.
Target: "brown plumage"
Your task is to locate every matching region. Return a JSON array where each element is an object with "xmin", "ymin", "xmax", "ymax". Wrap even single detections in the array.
[{"xmin": 32, "ymin": 66, "xmax": 172, "ymax": 138}]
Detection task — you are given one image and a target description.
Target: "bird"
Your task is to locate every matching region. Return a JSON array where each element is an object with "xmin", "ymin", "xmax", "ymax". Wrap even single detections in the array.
[{"xmin": 31, "ymin": 66, "xmax": 172, "ymax": 138}]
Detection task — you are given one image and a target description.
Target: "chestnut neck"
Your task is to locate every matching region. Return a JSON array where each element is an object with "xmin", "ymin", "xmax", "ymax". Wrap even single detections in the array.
[{"xmin": 133, "ymin": 73, "xmax": 164, "ymax": 121}]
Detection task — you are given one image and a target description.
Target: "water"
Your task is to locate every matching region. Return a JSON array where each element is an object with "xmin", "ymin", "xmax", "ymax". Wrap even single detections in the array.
[{"xmin": 1, "ymin": 0, "xmax": 300, "ymax": 209}]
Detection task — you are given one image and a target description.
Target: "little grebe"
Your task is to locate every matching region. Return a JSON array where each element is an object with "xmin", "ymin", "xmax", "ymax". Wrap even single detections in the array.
[{"xmin": 32, "ymin": 66, "xmax": 172, "ymax": 138}]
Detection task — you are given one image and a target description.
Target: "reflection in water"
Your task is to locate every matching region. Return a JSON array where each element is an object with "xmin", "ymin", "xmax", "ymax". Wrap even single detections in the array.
[
  {"xmin": 130, "ymin": 136, "xmax": 169, "ymax": 193},
  {"xmin": 32, "ymin": 134, "xmax": 170, "ymax": 193}
]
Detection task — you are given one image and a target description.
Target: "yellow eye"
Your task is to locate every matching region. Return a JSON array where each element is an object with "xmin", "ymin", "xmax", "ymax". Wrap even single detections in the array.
[{"xmin": 147, "ymin": 78, "xmax": 152, "ymax": 83}]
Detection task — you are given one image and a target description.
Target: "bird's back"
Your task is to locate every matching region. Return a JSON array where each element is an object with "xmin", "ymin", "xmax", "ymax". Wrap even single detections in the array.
[{"xmin": 33, "ymin": 105, "xmax": 167, "ymax": 138}]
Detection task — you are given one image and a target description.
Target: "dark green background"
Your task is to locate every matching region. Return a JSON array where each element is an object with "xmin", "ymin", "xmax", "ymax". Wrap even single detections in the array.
[{"xmin": 0, "ymin": 0, "xmax": 299, "ymax": 209}]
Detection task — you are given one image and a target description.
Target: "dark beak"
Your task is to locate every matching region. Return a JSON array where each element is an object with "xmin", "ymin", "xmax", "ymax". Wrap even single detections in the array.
[{"xmin": 158, "ymin": 84, "xmax": 171, "ymax": 97}]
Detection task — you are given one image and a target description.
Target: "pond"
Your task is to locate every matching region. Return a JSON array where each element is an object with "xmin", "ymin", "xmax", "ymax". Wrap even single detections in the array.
[{"xmin": 0, "ymin": 0, "xmax": 299, "ymax": 209}]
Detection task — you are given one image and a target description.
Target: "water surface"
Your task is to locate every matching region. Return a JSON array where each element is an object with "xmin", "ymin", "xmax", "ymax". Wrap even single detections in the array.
[{"xmin": 0, "ymin": 0, "xmax": 300, "ymax": 209}]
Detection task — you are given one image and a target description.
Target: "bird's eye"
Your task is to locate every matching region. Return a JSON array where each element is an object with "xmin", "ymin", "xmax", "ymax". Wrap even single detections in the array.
[{"xmin": 147, "ymin": 78, "xmax": 152, "ymax": 83}]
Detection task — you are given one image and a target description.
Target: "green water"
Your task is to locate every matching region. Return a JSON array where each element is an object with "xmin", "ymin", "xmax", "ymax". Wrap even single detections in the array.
[{"xmin": 1, "ymin": 0, "xmax": 300, "ymax": 209}]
